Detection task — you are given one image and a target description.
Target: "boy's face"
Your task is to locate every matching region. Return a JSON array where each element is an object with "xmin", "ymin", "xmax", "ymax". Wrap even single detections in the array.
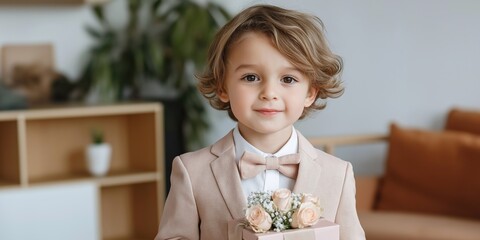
[{"xmin": 219, "ymin": 32, "xmax": 316, "ymax": 139}]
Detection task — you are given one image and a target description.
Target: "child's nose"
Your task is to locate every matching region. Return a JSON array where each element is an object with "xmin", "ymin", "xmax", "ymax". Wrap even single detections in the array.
[{"xmin": 259, "ymin": 80, "xmax": 278, "ymax": 100}]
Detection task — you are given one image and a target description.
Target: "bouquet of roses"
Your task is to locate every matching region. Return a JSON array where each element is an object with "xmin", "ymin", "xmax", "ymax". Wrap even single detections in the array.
[{"xmin": 244, "ymin": 188, "xmax": 323, "ymax": 233}]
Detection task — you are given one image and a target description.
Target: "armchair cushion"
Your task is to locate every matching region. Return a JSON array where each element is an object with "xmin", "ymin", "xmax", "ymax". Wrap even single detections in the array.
[
  {"xmin": 446, "ymin": 108, "xmax": 480, "ymax": 135},
  {"xmin": 376, "ymin": 124, "xmax": 480, "ymax": 220}
]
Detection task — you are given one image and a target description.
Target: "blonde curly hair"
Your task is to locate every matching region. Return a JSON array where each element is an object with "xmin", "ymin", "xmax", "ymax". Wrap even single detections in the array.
[{"xmin": 197, "ymin": 4, "xmax": 344, "ymax": 121}]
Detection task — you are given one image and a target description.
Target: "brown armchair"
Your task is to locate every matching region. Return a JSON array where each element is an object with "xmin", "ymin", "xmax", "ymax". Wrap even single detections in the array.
[{"xmin": 308, "ymin": 108, "xmax": 480, "ymax": 240}]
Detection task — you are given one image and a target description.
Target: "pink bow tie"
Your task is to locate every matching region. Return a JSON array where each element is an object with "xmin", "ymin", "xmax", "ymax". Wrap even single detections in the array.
[{"xmin": 239, "ymin": 151, "xmax": 301, "ymax": 179}]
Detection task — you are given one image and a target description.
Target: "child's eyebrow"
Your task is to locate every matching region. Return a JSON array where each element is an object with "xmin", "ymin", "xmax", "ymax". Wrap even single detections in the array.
[
  {"xmin": 234, "ymin": 64, "xmax": 302, "ymax": 74},
  {"xmin": 283, "ymin": 67, "xmax": 303, "ymax": 74},
  {"xmin": 234, "ymin": 64, "xmax": 257, "ymax": 72}
]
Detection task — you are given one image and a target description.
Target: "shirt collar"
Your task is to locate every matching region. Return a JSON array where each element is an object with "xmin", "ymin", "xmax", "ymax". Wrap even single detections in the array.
[{"xmin": 233, "ymin": 125, "xmax": 298, "ymax": 163}]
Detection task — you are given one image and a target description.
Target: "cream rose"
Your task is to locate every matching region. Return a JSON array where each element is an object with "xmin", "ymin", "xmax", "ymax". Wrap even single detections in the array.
[
  {"xmin": 291, "ymin": 202, "xmax": 322, "ymax": 228},
  {"xmin": 272, "ymin": 188, "xmax": 292, "ymax": 212},
  {"xmin": 245, "ymin": 204, "xmax": 273, "ymax": 233},
  {"xmin": 302, "ymin": 193, "xmax": 320, "ymax": 206}
]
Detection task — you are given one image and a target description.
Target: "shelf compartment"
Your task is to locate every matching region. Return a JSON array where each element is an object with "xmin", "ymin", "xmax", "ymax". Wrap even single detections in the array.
[
  {"xmin": 0, "ymin": 120, "xmax": 21, "ymax": 187},
  {"xmin": 24, "ymin": 113, "xmax": 158, "ymax": 184},
  {"xmin": 101, "ymin": 182, "xmax": 159, "ymax": 240}
]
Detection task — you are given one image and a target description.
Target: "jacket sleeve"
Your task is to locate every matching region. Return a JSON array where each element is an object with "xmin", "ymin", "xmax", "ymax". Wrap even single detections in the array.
[
  {"xmin": 155, "ymin": 156, "xmax": 200, "ymax": 240},
  {"xmin": 336, "ymin": 162, "xmax": 366, "ymax": 240}
]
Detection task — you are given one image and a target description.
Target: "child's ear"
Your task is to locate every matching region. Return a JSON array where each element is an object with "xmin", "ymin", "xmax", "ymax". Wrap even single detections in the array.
[
  {"xmin": 304, "ymin": 87, "xmax": 318, "ymax": 107},
  {"xmin": 218, "ymin": 89, "xmax": 229, "ymax": 103}
]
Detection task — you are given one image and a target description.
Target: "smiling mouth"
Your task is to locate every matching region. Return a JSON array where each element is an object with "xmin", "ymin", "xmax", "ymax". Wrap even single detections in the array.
[{"xmin": 255, "ymin": 109, "xmax": 282, "ymax": 115}]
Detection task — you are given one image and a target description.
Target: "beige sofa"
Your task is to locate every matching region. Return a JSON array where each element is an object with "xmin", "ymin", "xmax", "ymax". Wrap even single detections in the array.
[{"xmin": 309, "ymin": 108, "xmax": 480, "ymax": 240}]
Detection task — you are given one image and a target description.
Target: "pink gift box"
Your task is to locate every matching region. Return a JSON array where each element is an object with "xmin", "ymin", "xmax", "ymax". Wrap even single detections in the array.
[{"xmin": 242, "ymin": 219, "xmax": 339, "ymax": 240}]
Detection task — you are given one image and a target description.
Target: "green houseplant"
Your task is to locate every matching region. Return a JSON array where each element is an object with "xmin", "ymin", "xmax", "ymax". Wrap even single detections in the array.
[
  {"xmin": 75, "ymin": 0, "xmax": 230, "ymax": 150},
  {"xmin": 86, "ymin": 128, "xmax": 111, "ymax": 177}
]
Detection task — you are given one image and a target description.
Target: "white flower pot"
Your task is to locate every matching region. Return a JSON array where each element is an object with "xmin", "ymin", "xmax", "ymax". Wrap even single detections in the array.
[{"xmin": 86, "ymin": 143, "xmax": 112, "ymax": 177}]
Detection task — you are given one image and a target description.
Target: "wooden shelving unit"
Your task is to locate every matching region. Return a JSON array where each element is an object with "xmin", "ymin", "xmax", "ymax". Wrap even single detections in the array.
[{"xmin": 0, "ymin": 102, "xmax": 164, "ymax": 240}]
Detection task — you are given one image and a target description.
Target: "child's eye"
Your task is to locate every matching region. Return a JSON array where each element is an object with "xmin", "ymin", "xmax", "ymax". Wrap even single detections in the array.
[
  {"xmin": 282, "ymin": 76, "xmax": 298, "ymax": 84},
  {"xmin": 242, "ymin": 74, "xmax": 259, "ymax": 82}
]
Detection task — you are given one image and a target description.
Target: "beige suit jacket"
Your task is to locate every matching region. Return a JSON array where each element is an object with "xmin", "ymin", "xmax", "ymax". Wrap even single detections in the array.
[{"xmin": 155, "ymin": 130, "xmax": 365, "ymax": 240}]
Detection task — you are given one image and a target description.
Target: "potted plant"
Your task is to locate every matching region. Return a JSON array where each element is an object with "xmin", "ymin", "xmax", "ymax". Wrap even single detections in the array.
[
  {"xmin": 86, "ymin": 128, "xmax": 111, "ymax": 177},
  {"xmin": 73, "ymin": 0, "xmax": 231, "ymax": 150}
]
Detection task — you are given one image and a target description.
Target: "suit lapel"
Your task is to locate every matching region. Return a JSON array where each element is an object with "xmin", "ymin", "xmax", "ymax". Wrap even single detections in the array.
[
  {"xmin": 293, "ymin": 131, "xmax": 322, "ymax": 194},
  {"xmin": 210, "ymin": 131, "xmax": 247, "ymax": 220}
]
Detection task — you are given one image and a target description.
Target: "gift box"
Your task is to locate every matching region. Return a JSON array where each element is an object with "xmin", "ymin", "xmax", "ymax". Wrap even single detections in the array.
[{"xmin": 242, "ymin": 219, "xmax": 339, "ymax": 240}]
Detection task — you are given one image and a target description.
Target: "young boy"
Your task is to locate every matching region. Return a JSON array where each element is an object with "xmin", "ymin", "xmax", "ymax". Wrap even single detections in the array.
[{"xmin": 156, "ymin": 4, "xmax": 365, "ymax": 240}]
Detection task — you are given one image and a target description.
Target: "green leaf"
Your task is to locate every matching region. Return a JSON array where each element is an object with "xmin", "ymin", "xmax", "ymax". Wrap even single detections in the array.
[
  {"xmin": 151, "ymin": 0, "xmax": 164, "ymax": 14},
  {"xmin": 85, "ymin": 25, "xmax": 104, "ymax": 39},
  {"xmin": 92, "ymin": 5, "xmax": 105, "ymax": 22},
  {"xmin": 91, "ymin": 129, "xmax": 104, "ymax": 144},
  {"xmin": 146, "ymin": 39, "xmax": 164, "ymax": 77}
]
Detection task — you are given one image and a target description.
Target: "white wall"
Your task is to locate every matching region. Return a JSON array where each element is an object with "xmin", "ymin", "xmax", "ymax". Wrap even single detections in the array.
[
  {"xmin": 1, "ymin": 0, "xmax": 480, "ymax": 174},
  {"xmin": 0, "ymin": 4, "xmax": 100, "ymax": 79},
  {"xmin": 207, "ymin": 0, "xmax": 480, "ymax": 174}
]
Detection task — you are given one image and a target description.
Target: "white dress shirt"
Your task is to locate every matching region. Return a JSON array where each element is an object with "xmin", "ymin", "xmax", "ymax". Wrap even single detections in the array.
[{"xmin": 233, "ymin": 125, "xmax": 298, "ymax": 199}]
